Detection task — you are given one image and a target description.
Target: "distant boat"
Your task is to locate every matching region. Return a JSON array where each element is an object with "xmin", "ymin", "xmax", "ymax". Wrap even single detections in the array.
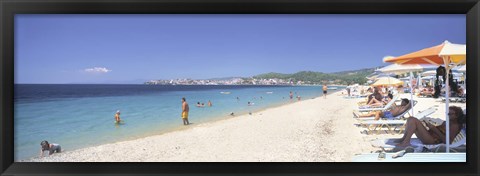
[
  {"xmin": 266, "ymin": 92, "xmax": 273, "ymax": 94},
  {"xmin": 327, "ymin": 87, "xmax": 338, "ymax": 90},
  {"xmin": 220, "ymin": 92, "xmax": 231, "ymax": 94}
]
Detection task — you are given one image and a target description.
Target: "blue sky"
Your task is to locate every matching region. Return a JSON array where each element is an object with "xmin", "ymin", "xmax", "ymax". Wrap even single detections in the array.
[{"xmin": 15, "ymin": 14, "xmax": 465, "ymax": 84}]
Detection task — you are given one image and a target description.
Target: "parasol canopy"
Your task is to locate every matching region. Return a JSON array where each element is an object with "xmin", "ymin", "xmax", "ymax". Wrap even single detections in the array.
[{"xmin": 384, "ymin": 40, "xmax": 466, "ymax": 65}]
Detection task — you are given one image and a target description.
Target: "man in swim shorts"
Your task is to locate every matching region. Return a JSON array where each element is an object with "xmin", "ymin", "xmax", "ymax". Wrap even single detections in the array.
[
  {"xmin": 323, "ymin": 84, "xmax": 328, "ymax": 99},
  {"xmin": 181, "ymin": 97, "xmax": 190, "ymax": 125}
]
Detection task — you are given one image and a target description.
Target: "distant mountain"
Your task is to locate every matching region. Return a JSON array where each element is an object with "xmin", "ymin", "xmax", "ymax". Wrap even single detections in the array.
[
  {"xmin": 253, "ymin": 67, "xmax": 380, "ymax": 85},
  {"xmin": 144, "ymin": 67, "xmax": 381, "ymax": 85}
]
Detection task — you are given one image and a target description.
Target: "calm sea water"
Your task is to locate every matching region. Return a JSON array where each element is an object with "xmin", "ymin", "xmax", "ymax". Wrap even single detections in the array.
[{"xmin": 14, "ymin": 84, "xmax": 340, "ymax": 161}]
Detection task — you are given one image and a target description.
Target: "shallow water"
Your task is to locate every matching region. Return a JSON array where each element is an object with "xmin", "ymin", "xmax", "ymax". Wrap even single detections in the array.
[{"xmin": 14, "ymin": 84, "xmax": 340, "ymax": 161}]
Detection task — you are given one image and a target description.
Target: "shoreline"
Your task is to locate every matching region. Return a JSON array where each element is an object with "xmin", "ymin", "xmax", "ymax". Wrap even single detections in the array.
[
  {"xmin": 15, "ymin": 86, "xmax": 336, "ymax": 160},
  {"xmin": 25, "ymin": 90, "xmax": 357, "ymax": 162},
  {"xmin": 22, "ymin": 90, "xmax": 342, "ymax": 162}
]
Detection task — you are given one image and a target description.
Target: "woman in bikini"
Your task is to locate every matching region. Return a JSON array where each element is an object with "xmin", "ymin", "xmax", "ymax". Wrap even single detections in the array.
[{"xmin": 395, "ymin": 106, "xmax": 465, "ymax": 147}]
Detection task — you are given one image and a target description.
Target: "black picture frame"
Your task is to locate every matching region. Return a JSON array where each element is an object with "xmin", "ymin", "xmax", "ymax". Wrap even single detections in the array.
[{"xmin": 1, "ymin": 0, "xmax": 479, "ymax": 175}]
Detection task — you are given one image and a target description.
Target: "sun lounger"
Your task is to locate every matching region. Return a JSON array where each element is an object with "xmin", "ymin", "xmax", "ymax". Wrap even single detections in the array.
[
  {"xmin": 456, "ymin": 97, "xmax": 466, "ymax": 103},
  {"xmin": 370, "ymin": 127, "xmax": 466, "ymax": 150},
  {"xmin": 352, "ymin": 153, "xmax": 466, "ymax": 162},
  {"xmin": 359, "ymin": 120, "xmax": 407, "ymax": 135},
  {"xmin": 356, "ymin": 105, "xmax": 435, "ymax": 122},
  {"xmin": 354, "ymin": 101, "xmax": 423, "ymax": 121},
  {"xmin": 441, "ymin": 96, "xmax": 466, "ymax": 103},
  {"xmin": 357, "ymin": 104, "xmax": 432, "ymax": 135}
]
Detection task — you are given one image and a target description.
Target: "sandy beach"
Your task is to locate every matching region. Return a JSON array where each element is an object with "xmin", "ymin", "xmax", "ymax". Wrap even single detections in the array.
[{"xmin": 25, "ymin": 90, "xmax": 465, "ymax": 162}]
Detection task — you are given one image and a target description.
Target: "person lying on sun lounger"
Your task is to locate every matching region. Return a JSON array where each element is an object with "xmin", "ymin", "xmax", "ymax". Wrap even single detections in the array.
[
  {"xmin": 354, "ymin": 98, "xmax": 410, "ymax": 120},
  {"xmin": 419, "ymin": 86, "xmax": 434, "ymax": 97},
  {"xmin": 358, "ymin": 87, "xmax": 384, "ymax": 106},
  {"xmin": 394, "ymin": 106, "xmax": 465, "ymax": 147},
  {"xmin": 362, "ymin": 93, "xmax": 393, "ymax": 108}
]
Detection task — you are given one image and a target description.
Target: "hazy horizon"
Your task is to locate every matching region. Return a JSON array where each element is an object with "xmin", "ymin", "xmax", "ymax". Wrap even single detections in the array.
[{"xmin": 15, "ymin": 67, "xmax": 379, "ymax": 84}]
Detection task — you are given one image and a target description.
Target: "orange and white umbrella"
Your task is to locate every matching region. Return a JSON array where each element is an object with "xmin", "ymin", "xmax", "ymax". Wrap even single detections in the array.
[
  {"xmin": 384, "ymin": 40, "xmax": 466, "ymax": 66},
  {"xmin": 384, "ymin": 40, "xmax": 466, "ymax": 153}
]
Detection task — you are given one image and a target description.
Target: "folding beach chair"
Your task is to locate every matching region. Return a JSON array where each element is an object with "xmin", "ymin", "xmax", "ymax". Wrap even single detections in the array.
[{"xmin": 352, "ymin": 152, "xmax": 466, "ymax": 162}]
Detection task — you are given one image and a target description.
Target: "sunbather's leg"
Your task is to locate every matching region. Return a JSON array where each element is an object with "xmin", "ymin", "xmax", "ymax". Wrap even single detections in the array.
[
  {"xmin": 368, "ymin": 97, "xmax": 382, "ymax": 105},
  {"xmin": 374, "ymin": 111, "xmax": 383, "ymax": 120},
  {"xmin": 369, "ymin": 102, "xmax": 384, "ymax": 107},
  {"xmin": 396, "ymin": 117, "xmax": 436, "ymax": 147},
  {"xmin": 354, "ymin": 111, "xmax": 376, "ymax": 118}
]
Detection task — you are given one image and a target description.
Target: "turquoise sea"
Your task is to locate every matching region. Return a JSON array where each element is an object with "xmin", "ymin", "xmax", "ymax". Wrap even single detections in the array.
[{"xmin": 14, "ymin": 84, "xmax": 341, "ymax": 161}]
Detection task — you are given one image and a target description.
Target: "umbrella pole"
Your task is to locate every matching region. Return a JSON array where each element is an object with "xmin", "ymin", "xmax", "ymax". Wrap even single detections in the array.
[
  {"xmin": 443, "ymin": 57, "xmax": 450, "ymax": 153},
  {"xmin": 409, "ymin": 71, "xmax": 414, "ymax": 117}
]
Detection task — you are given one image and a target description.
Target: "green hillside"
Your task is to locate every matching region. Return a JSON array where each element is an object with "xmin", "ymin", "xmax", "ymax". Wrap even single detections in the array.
[{"xmin": 253, "ymin": 67, "xmax": 378, "ymax": 85}]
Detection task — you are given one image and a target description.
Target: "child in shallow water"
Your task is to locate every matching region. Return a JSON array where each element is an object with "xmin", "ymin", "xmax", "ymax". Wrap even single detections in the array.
[{"xmin": 40, "ymin": 140, "xmax": 61, "ymax": 157}]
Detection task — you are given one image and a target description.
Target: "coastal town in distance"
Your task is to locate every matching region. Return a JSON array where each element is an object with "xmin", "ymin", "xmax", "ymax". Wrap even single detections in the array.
[{"xmin": 145, "ymin": 77, "xmax": 313, "ymax": 86}]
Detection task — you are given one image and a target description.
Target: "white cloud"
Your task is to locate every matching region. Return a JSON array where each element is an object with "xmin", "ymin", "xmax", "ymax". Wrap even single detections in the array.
[{"xmin": 84, "ymin": 67, "xmax": 112, "ymax": 73}]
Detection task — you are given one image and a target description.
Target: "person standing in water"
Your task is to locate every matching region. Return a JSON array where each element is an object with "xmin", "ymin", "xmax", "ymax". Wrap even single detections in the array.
[
  {"xmin": 181, "ymin": 97, "xmax": 190, "ymax": 125},
  {"xmin": 323, "ymin": 84, "xmax": 328, "ymax": 99},
  {"xmin": 114, "ymin": 110, "xmax": 122, "ymax": 123},
  {"xmin": 208, "ymin": 100, "xmax": 212, "ymax": 107}
]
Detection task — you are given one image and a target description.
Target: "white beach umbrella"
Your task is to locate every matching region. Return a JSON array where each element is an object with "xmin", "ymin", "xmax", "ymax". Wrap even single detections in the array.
[
  {"xmin": 421, "ymin": 70, "xmax": 463, "ymax": 77},
  {"xmin": 378, "ymin": 63, "xmax": 429, "ymax": 74},
  {"xmin": 366, "ymin": 72, "xmax": 396, "ymax": 80},
  {"xmin": 371, "ymin": 77, "xmax": 403, "ymax": 87}
]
